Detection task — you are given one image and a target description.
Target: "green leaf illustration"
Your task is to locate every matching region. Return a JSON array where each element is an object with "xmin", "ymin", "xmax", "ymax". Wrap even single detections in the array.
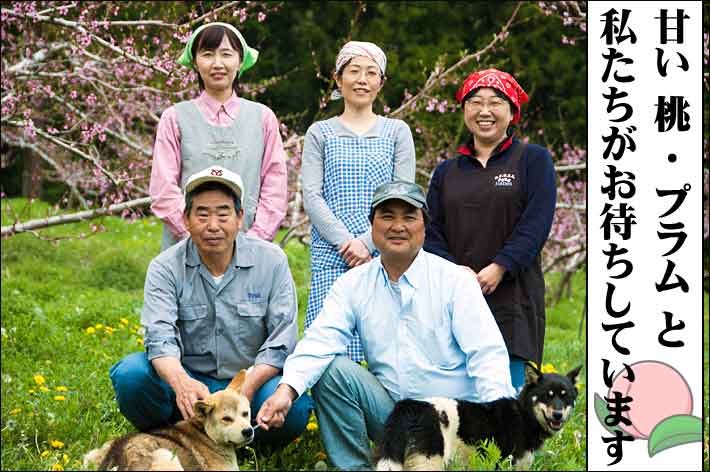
[
  {"xmin": 593, "ymin": 392, "xmax": 623, "ymax": 435},
  {"xmin": 647, "ymin": 414, "xmax": 702, "ymax": 457}
]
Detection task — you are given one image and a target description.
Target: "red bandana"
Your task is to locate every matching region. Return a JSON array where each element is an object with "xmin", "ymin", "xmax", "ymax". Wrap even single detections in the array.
[{"xmin": 455, "ymin": 68, "xmax": 529, "ymax": 124}]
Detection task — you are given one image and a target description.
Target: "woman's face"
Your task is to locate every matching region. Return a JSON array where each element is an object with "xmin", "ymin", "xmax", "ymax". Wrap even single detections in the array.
[
  {"xmin": 194, "ymin": 35, "xmax": 241, "ymax": 94},
  {"xmin": 335, "ymin": 56, "xmax": 383, "ymax": 108},
  {"xmin": 463, "ymin": 87, "xmax": 513, "ymax": 146}
]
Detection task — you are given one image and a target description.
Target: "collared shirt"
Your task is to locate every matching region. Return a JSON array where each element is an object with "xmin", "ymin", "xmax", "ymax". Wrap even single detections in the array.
[
  {"xmin": 280, "ymin": 249, "xmax": 516, "ymax": 402},
  {"xmin": 142, "ymin": 233, "xmax": 297, "ymax": 379},
  {"xmin": 149, "ymin": 91, "xmax": 288, "ymax": 241}
]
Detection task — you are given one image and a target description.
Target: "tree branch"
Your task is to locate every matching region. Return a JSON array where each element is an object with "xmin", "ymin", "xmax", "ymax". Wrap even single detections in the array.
[{"xmin": 1, "ymin": 197, "xmax": 151, "ymax": 237}]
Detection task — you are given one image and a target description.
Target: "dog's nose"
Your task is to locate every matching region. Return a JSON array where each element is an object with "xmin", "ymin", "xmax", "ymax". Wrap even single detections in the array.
[
  {"xmin": 552, "ymin": 411, "xmax": 563, "ymax": 421},
  {"xmin": 242, "ymin": 427, "xmax": 254, "ymax": 438}
]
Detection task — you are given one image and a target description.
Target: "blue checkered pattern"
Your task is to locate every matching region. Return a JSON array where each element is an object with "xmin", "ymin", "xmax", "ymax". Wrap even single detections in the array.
[{"xmin": 305, "ymin": 118, "xmax": 397, "ymax": 362}]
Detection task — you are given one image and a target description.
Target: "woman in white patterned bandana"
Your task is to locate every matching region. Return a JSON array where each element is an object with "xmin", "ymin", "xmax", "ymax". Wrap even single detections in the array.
[{"xmin": 301, "ymin": 41, "xmax": 416, "ymax": 362}]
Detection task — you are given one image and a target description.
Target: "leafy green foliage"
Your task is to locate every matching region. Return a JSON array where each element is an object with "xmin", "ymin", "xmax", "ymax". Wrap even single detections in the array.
[{"xmin": 1, "ymin": 198, "xmax": 585, "ymax": 470}]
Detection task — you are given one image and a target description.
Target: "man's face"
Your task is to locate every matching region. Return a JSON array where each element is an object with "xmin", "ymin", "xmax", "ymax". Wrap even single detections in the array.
[
  {"xmin": 184, "ymin": 189, "xmax": 242, "ymax": 258},
  {"xmin": 371, "ymin": 199, "xmax": 425, "ymax": 261}
]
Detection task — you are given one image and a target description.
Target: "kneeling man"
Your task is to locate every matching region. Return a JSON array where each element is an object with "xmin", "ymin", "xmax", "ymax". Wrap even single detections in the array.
[
  {"xmin": 109, "ymin": 166, "xmax": 312, "ymax": 447},
  {"xmin": 257, "ymin": 181, "xmax": 515, "ymax": 469}
]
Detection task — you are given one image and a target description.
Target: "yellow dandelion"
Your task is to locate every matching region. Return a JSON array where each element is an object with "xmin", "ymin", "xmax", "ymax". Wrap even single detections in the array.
[
  {"xmin": 85, "ymin": 327, "xmax": 96, "ymax": 335},
  {"xmin": 62, "ymin": 453, "xmax": 69, "ymax": 465},
  {"xmin": 28, "ymin": 388, "xmax": 36, "ymax": 394},
  {"xmin": 136, "ymin": 338, "xmax": 144, "ymax": 346},
  {"xmin": 315, "ymin": 451, "xmax": 327, "ymax": 461},
  {"xmin": 50, "ymin": 439, "xmax": 64, "ymax": 449},
  {"xmin": 34, "ymin": 374, "xmax": 46, "ymax": 385},
  {"xmin": 39, "ymin": 386, "xmax": 50, "ymax": 393},
  {"xmin": 55, "ymin": 386, "xmax": 68, "ymax": 392},
  {"xmin": 41, "ymin": 450, "xmax": 50, "ymax": 458},
  {"xmin": 306, "ymin": 422, "xmax": 318, "ymax": 432},
  {"xmin": 54, "ymin": 395, "xmax": 66, "ymax": 401},
  {"xmin": 51, "ymin": 463, "xmax": 64, "ymax": 471},
  {"xmin": 120, "ymin": 318, "xmax": 129, "ymax": 325},
  {"xmin": 10, "ymin": 408, "xmax": 21, "ymax": 415},
  {"xmin": 95, "ymin": 323, "xmax": 103, "ymax": 330},
  {"xmin": 541, "ymin": 363, "xmax": 557, "ymax": 374},
  {"xmin": 104, "ymin": 326, "xmax": 115, "ymax": 335}
]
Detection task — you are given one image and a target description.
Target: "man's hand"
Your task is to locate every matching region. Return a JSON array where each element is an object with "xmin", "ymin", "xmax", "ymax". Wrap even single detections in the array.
[
  {"xmin": 173, "ymin": 375, "xmax": 211, "ymax": 420},
  {"xmin": 338, "ymin": 239, "xmax": 371, "ymax": 268},
  {"xmin": 151, "ymin": 357, "xmax": 210, "ymax": 420},
  {"xmin": 477, "ymin": 262, "xmax": 506, "ymax": 295},
  {"xmin": 256, "ymin": 384, "xmax": 297, "ymax": 430}
]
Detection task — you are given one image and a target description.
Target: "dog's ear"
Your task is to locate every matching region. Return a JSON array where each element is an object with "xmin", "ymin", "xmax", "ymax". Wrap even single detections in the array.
[
  {"xmin": 524, "ymin": 361, "xmax": 542, "ymax": 385},
  {"xmin": 566, "ymin": 365, "xmax": 583, "ymax": 386},
  {"xmin": 194, "ymin": 398, "xmax": 215, "ymax": 421},
  {"xmin": 227, "ymin": 369, "xmax": 248, "ymax": 392}
]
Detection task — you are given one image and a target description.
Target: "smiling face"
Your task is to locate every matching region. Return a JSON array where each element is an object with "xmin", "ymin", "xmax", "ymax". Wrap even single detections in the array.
[
  {"xmin": 194, "ymin": 34, "xmax": 241, "ymax": 95},
  {"xmin": 335, "ymin": 55, "xmax": 384, "ymax": 109},
  {"xmin": 184, "ymin": 188, "xmax": 242, "ymax": 261},
  {"xmin": 463, "ymin": 87, "xmax": 514, "ymax": 147},
  {"xmin": 371, "ymin": 199, "xmax": 426, "ymax": 264}
]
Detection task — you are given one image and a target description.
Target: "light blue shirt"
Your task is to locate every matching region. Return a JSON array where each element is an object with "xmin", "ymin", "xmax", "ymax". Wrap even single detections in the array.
[{"xmin": 281, "ymin": 249, "xmax": 516, "ymax": 402}]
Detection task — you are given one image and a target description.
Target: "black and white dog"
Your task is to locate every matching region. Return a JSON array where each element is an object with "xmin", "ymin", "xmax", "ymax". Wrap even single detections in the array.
[{"xmin": 375, "ymin": 363, "xmax": 582, "ymax": 470}]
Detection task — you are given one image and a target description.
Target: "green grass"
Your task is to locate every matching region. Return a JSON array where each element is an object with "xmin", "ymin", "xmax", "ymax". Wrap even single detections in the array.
[{"xmin": 1, "ymin": 198, "xmax": 586, "ymax": 470}]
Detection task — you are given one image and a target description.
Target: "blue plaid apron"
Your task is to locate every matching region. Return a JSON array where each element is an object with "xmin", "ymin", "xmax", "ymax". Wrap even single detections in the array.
[{"xmin": 305, "ymin": 118, "xmax": 397, "ymax": 362}]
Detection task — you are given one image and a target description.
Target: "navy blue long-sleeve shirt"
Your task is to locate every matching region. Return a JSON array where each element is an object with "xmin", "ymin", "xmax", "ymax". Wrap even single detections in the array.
[{"xmin": 424, "ymin": 137, "xmax": 557, "ymax": 276}]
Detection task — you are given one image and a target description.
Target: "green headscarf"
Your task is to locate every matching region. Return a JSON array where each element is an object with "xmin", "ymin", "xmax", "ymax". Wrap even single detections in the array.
[{"xmin": 177, "ymin": 22, "xmax": 259, "ymax": 77}]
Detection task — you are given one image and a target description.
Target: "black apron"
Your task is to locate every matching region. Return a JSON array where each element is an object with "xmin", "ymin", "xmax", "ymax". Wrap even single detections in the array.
[{"xmin": 440, "ymin": 142, "xmax": 545, "ymax": 364}]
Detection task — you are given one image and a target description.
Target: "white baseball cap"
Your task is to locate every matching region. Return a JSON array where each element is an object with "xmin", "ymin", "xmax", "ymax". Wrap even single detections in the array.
[{"xmin": 184, "ymin": 165, "xmax": 244, "ymax": 200}]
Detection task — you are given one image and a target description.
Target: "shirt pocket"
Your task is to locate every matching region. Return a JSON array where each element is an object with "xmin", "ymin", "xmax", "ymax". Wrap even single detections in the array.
[
  {"xmin": 419, "ymin": 312, "xmax": 462, "ymax": 371},
  {"xmin": 177, "ymin": 304, "xmax": 209, "ymax": 354},
  {"xmin": 236, "ymin": 301, "xmax": 267, "ymax": 356}
]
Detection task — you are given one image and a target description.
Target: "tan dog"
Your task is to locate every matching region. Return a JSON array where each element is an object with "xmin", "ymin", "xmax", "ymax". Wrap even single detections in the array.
[{"xmin": 84, "ymin": 369, "xmax": 253, "ymax": 471}]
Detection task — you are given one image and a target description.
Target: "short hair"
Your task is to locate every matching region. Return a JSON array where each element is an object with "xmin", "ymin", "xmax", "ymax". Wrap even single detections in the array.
[
  {"xmin": 192, "ymin": 25, "xmax": 244, "ymax": 93},
  {"xmin": 369, "ymin": 202, "xmax": 430, "ymax": 226},
  {"xmin": 184, "ymin": 181, "xmax": 242, "ymax": 215},
  {"xmin": 462, "ymin": 87, "xmax": 517, "ymax": 117}
]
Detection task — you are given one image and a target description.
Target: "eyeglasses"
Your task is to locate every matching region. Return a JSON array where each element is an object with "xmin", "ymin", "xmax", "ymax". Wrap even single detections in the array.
[{"xmin": 464, "ymin": 98, "xmax": 507, "ymax": 111}]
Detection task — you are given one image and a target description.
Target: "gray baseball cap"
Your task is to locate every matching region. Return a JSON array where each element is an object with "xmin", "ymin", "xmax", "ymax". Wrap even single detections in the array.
[{"xmin": 370, "ymin": 180, "xmax": 428, "ymax": 216}]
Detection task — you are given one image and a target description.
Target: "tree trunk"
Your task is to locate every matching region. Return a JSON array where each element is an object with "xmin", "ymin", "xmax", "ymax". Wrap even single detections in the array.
[{"xmin": 21, "ymin": 153, "xmax": 42, "ymax": 199}]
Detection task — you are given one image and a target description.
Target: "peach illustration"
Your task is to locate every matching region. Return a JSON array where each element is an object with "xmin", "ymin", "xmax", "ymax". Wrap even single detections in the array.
[{"xmin": 608, "ymin": 360, "xmax": 692, "ymax": 439}]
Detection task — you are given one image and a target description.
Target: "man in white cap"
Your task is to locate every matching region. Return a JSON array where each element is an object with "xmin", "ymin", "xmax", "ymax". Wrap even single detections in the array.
[{"xmin": 109, "ymin": 165, "xmax": 312, "ymax": 447}]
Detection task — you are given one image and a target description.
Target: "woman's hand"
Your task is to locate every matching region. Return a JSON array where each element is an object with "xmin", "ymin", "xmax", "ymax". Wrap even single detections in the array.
[
  {"xmin": 338, "ymin": 239, "xmax": 372, "ymax": 268},
  {"xmin": 476, "ymin": 262, "xmax": 506, "ymax": 295}
]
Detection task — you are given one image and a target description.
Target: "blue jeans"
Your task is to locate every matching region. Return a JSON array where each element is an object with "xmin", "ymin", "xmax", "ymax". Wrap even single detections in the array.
[
  {"xmin": 510, "ymin": 355, "xmax": 526, "ymax": 393},
  {"xmin": 311, "ymin": 356, "xmax": 395, "ymax": 471},
  {"xmin": 109, "ymin": 352, "xmax": 313, "ymax": 448}
]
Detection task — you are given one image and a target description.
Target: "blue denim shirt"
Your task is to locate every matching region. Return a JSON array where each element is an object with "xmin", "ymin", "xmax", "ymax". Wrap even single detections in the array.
[
  {"xmin": 142, "ymin": 233, "xmax": 297, "ymax": 379},
  {"xmin": 281, "ymin": 249, "xmax": 516, "ymax": 402}
]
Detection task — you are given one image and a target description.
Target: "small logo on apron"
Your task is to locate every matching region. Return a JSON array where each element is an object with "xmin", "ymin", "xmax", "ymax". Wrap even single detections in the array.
[{"xmin": 494, "ymin": 173, "xmax": 516, "ymax": 187}]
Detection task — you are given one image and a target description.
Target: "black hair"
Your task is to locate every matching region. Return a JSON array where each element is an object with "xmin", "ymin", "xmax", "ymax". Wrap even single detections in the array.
[
  {"xmin": 335, "ymin": 57, "xmax": 386, "ymax": 83},
  {"xmin": 192, "ymin": 25, "xmax": 243, "ymax": 93},
  {"xmin": 368, "ymin": 201, "xmax": 430, "ymax": 226},
  {"xmin": 184, "ymin": 181, "xmax": 242, "ymax": 215},
  {"xmin": 462, "ymin": 87, "xmax": 517, "ymax": 117}
]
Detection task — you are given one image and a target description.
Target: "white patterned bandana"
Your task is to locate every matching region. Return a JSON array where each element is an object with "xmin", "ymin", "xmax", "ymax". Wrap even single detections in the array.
[{"xmin": 331, "ymin": 41, "xmax": 387, "ymax": 100}]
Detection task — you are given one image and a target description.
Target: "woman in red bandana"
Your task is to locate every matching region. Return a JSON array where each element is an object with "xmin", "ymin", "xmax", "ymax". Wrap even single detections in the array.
[{"xmin": 423, "ymin": 69, "xmax": 557, "ymax": 392}]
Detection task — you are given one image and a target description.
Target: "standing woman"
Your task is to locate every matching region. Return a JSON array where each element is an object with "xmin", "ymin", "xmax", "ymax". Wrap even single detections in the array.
[
  {"xmin": 150, "ymin": 22, "xmax": 287, "ymax": 250},
  {"xmin": 302, "ymin": 42, "xmax": 416, "ymax": 362},
  {"xmin": 424, "ymin": 69, "xmax": 557, "ymax": 391}
]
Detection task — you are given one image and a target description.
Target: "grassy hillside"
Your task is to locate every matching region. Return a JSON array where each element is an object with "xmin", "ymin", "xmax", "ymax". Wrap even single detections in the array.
[{"xmin": 1, "ymin": 199, "xmax": 586, "ymax": 470}]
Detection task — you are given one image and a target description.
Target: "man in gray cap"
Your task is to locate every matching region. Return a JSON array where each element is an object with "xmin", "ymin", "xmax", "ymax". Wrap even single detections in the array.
[
  {"xmin": 109, "ymin": 165, "xmax": 312, "ymax": 447},
  {"xmin": 256, "ymin": 180, "xmax": 514, "ymax": 470}
]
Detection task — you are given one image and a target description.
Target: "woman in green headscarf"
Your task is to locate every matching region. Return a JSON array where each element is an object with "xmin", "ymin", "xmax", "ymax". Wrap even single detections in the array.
[{"xmin": 150, "ymin": 22, "xmax": 288, "ymax": 251}]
